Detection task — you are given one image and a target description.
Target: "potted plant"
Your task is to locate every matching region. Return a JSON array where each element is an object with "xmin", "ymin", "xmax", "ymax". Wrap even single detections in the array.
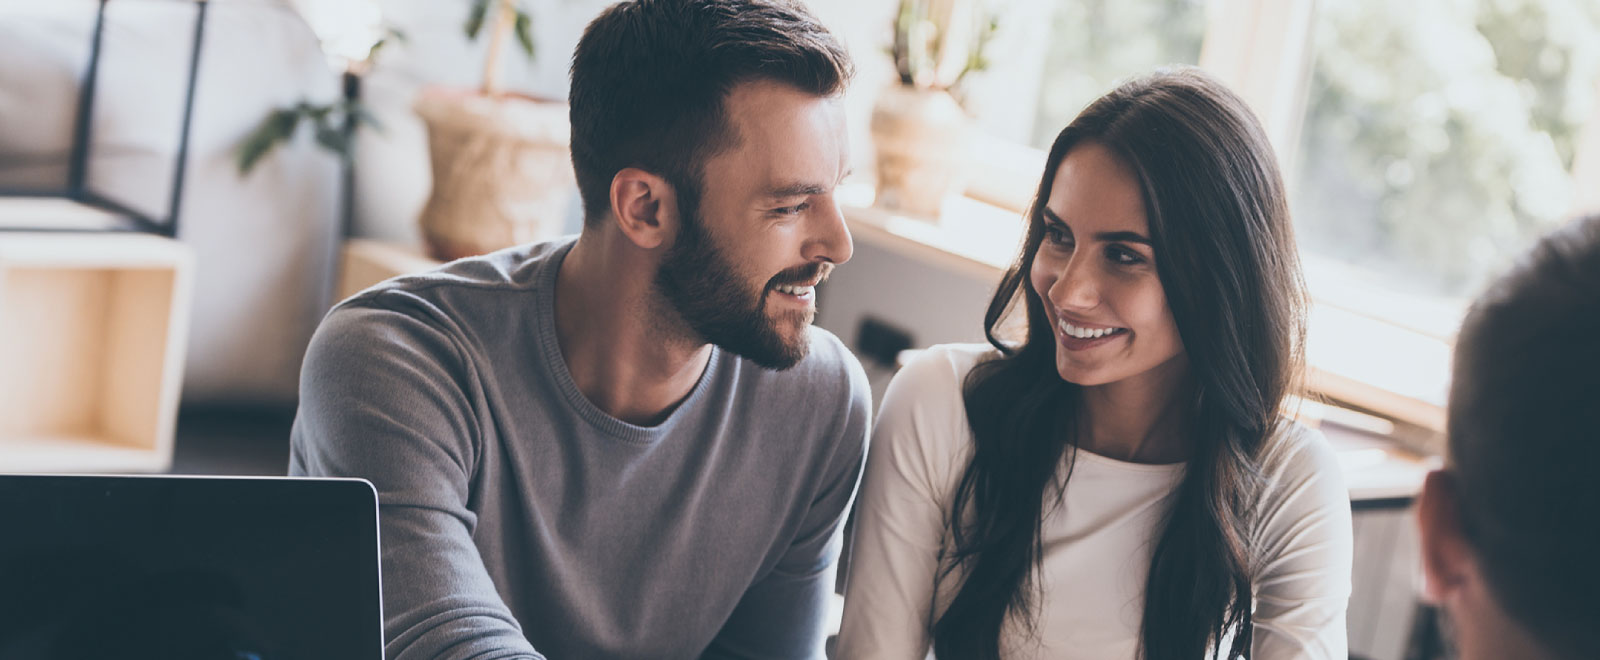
[
  {"xmin": 412, "ymin": 0, "xmax": 574, "ymax": 261},
  {"xmin": 871, "ymin": 0, "xmax": 996, "ymax": 219}
]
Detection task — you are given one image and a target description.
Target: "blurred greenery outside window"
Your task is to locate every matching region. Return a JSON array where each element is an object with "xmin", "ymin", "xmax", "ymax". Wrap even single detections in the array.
[
  {"xmin": 1292, "ymin": 0, "xmax": 1599, "ymax": 333},
  {"xmin": 1028, "ymin": 0, "xmax": 1208, "ymax": 148}
]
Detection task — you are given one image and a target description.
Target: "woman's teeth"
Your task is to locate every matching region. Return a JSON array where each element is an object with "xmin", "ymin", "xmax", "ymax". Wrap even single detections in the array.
[{"xmin": 1059, "ymin": 320, "xmax": 1123, "ymax": 339}]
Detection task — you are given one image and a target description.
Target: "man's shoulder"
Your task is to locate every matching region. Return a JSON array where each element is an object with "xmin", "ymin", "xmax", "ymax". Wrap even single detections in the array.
[{"xmin": 337, "ymin": 236, "xmax": 574, "ymax": 314}]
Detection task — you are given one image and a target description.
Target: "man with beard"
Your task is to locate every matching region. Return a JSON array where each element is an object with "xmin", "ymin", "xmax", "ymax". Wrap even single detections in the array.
[{"xmin": 288, "ymin": 1, "xmax": 868, "ymax": 658}]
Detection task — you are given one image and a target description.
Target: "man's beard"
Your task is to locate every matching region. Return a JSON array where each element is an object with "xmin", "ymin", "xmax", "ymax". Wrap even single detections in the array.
[{"xmin": 654, "ymin": 202, "xmax": 827, "ymax": 371}]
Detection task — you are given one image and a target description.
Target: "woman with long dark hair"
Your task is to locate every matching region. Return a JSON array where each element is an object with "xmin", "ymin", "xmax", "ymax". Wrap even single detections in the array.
[{"xmin": 837, "ymin": 68, "xmax": 1353, "ymax": 659}]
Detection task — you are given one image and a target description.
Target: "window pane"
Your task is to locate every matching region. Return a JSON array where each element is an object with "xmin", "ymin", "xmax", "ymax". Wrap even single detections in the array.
[
  {"xmin": 1292, "ymin": 0, "xmax": 1600, "ymax": 308},
  {"xmin": 1029, "ymin": 0, "xmax": 1208, "ymax": 148}
]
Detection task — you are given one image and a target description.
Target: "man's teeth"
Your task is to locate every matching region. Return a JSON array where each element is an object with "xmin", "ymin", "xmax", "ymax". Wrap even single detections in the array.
[
  {"xmin": 1059, "ymin": 320, "xmax": 1122, "ymax": 339},
  {"xmin": 774, "ymin": 283, "xmax": 814, "ymax": 296}
]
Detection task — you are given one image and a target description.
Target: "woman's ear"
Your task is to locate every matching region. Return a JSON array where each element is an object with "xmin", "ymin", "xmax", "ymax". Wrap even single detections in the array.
[
  {"xmin": 1416, "ymin": 469, "xmax": 1474, "ymax": 605},
  {"xmin": 609, "ymin": 168, "xmax": 680, "ymax": 251}
]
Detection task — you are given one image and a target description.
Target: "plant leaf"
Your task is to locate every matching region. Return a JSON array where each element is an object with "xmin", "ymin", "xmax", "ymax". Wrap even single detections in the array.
[
  {"xmin": 465, "ymin": 0, "xmax": 489, "ymax": 39},
  {"xmin": 314, "ymin": 122, "xmax": 351, "ymax": 159},
  {"xmin": 513, "ymin": 11, "xmax": 535, "ymax": 59},
  {"xmin": 237, "ymin": 108, "xmax": 300, "ymax": 175},
  {"xmin": 367, "ymin": 37, "xmax": 388, "ymax": 61},
  {"xmin": 345, "ymin": 101, "xmax": 385, "ymax": 133}
]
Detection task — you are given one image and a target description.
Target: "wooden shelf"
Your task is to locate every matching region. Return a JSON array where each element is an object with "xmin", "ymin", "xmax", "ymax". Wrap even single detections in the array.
[
  {"xmin": 336, "ymin": 238, "xmax": 442, "ymax": 302},
  {"xmin": 0, "ymin": 232, "xmax": 194, "ymax": 473}
]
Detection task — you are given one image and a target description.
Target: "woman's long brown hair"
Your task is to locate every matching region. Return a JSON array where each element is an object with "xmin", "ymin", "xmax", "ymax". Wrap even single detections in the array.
[{"xmin": 932, "ymin": 67, "xmax": 1308, "ymax": 659}]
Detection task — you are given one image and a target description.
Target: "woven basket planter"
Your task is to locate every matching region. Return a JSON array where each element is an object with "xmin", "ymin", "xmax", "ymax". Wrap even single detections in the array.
[{"xmin": 414, "ymin": 88, "xmax": 574, "ymax": 261}]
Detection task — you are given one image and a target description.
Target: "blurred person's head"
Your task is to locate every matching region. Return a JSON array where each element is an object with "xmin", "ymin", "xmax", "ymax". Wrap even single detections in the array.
[
  {"xmin": 942, "ymin": 67, "xmax": 1308, "ymax": 659},
  {"xmin": 1418, "ymin": 213, "xmax": 1600, "ymax": 660},
  {"xmin": 568, "ymin": 0, "xmax": 854, "ymax": 369}
]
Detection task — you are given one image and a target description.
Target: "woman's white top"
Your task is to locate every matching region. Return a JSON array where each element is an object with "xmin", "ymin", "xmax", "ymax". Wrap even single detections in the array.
[{"xmin": 836, "ymin": 344, "xmax": 1353, "ymax": 659}]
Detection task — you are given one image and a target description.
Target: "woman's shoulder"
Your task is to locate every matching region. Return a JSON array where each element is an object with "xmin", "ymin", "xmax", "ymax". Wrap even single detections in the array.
[
  {"xmin": 893, "ymin": 342, "xmax": 1000, "ymax": 390},
  {"xmin": 1260, "ymin": 421, "xmax": 1345, "ymax": 487},
  {"xmin": 882, "ymin": 343, "xmax": 1002, "ymax": 417},
  {"xmin": 1253, "ymin": 419, "xmax": 1353, "ymax": 538},
  {"xmin": 874, "ymin": 343, "xmax": 1000, "ymax": 465}
]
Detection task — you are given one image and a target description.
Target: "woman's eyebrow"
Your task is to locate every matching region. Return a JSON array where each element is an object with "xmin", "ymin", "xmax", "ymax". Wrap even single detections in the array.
[
  {"xmin": 1041, "ymin": 208, "xmax": 1150, "ymax": 245},
  {"xmin": 1095, "ymin": 230, "xmax": 1152, "ymax": 245}
]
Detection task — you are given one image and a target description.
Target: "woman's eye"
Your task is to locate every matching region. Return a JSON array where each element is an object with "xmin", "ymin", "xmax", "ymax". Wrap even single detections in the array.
[
  {"xmin": 1044, "ymin": 225, "xmax": 1072, "ymax": 246},
  {"xmin": 1107, "ymin": 245, "xmax": 1145, "ymax": 265}
]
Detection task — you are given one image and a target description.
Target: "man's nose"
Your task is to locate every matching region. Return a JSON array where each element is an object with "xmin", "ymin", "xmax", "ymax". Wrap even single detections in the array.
[{"xmin": 803, "ymin": 197, "xmax": 853, "ymax": 265}]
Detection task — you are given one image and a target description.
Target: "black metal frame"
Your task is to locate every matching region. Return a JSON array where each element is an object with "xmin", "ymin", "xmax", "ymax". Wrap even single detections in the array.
[{"xmin": 2, "ymin": 0, "xmax": 207, "ymax": 237}]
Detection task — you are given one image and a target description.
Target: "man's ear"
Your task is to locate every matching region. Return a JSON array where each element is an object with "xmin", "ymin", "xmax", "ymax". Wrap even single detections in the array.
[
  {"xmin": 1417, "ymin": 469, "xmax": 1476, "ymax": 604},
  {"xmin": 609, "ymin": 168, "xmax": 680, "ymax": 250}
]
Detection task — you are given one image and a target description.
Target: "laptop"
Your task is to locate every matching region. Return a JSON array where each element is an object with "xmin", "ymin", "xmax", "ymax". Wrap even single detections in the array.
[{"xmin": 0, "ymin": 475, "xmax": 383, "ymax": 660}]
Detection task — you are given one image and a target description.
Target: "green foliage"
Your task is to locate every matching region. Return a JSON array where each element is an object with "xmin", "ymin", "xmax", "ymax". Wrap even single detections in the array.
[
  {"xmin": 1293, "ymin": 0, "xmax": 1600, "ymax": 296},
  {"xmin": 236, "ymin": 101, "xmax": 383, "ymax": 175},
  {"xmin": 1029, "ymin": 0, "xmax": 1206, "ymax": 147},
  {"xmin": 465, "ymin": 0, "xmax": 489, "ymax": 39},
  {"xmin": 367, "ymin": 27, "xmax": 407, "ymax": 62},
  {"xmin": 890, "ymin": 0, "xmax": 1000, "ymax": 96},
  {"xmin": 514, "ymin": 11, "xmax": 535, "ymax": 59},
  {"xmin": 465, "ymin": 0, "xmax": 535, "ymax": 60}
]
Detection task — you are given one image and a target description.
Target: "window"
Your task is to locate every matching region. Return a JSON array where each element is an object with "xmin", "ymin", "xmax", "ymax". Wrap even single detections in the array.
[
  {"xmin": 1292, "ymin": 0, "xmax": 1600, "ymax": 324},
  {"xmin": 1028, "ymin": 0, "xmax": 1209, "ymax": 148},
  {"xmin": 958, "ymin": 0, "xmax": 1209, "ymax": 149}
]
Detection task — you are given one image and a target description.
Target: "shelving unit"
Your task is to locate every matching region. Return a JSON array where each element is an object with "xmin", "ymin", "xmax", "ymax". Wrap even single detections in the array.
[{"xmin": 0, "ymin": 231, "xmax": 194, "ymax": 472}]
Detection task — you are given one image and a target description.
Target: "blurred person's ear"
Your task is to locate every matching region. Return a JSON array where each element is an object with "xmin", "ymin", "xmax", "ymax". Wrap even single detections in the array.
[{"xmin": 1417, "ymin": 469, "xmax": 1476, "ymax": 605}]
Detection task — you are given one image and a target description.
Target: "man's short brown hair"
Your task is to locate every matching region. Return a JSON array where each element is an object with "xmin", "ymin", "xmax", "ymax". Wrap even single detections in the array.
[
  {"xmin": 1448, "ymin": 213, "xmax": 1600, "ymax": 659},
  {"xmin": 568, "ymin": 0, "xmax": 853, "ymax": 228}
]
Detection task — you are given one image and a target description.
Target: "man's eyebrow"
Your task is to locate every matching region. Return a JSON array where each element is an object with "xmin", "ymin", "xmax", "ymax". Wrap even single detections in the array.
[
  {"xmin": 766, "ymin": 182, "xmax": 828, "ymax": 198},
  {"xmin": 1040, "ymin": 208, "xmax": 1151, "ymax": 245}
]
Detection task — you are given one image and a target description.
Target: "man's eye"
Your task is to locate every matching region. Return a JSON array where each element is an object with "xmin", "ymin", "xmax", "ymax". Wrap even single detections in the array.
[{"xmin": 773, "ymin": 202, "xmax": 810, "ymax": 215}]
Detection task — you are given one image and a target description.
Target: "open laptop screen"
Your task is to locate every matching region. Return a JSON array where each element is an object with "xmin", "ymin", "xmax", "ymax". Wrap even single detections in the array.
[{"xmin": 0, "ymin": 475, "xmax": 382, "ymax": 660}]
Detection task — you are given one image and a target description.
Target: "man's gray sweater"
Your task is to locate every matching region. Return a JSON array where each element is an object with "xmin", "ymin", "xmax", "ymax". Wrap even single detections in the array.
[{"xmin": 289, "ymin": 238, "xmax": 871, "ymax": 660}]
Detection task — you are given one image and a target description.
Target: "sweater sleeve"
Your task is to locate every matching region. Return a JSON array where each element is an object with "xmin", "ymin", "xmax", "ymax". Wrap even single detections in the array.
[
  {"xmin": 835, "ymin": 347, "xmax": 973, "ymax": 660},
  {"xmin": 289, "ymin": 299, "xmax": 547, "ymax": 660},
  {"xmin": 1249, "ymin": 426, "xmax": 1355, "ymax": 660}
]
